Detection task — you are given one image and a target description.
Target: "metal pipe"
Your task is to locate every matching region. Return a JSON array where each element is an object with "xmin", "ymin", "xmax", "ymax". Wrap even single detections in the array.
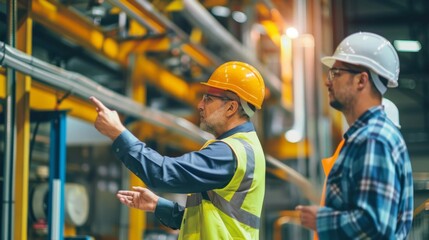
[
  {"xmin": 133, "ymin": 0, "xmax": 223, "ymax": 67},
  {"xmin": 181, "ymin": 0, "xmax": 282, "ymax": 97},
  {"xmin": 107, "ymin": 0, "xmax": 222, "ymax": 70},
  {"xmin": 266, "ymin": 155, "xmax": 319, "ymax": 203},
  {"xmin": 0, "ymin": 41, "xmax": 212, "ymax": 144},
  {"xmin": 2, "ymin": 0, "xmax": 17, "ymax": 239},
  {"xmin": 107, "ymin": 0, "xmax": 158, "ymax": 33}
]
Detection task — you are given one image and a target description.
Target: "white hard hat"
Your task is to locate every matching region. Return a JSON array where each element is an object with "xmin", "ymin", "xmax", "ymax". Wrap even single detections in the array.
[
  {"xmin": 321, "ymin": 32, "xmax": 400, "ymax": 94},
  {"xmin": 382, "ymin": 98, "xmax": 400, "ymax": 128}
]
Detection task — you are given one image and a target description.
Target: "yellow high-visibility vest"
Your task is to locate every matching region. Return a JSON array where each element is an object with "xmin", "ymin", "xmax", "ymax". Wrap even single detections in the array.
[{"xmin": 179, "ymin": 131, "xmax": 265, "ymax": 240}]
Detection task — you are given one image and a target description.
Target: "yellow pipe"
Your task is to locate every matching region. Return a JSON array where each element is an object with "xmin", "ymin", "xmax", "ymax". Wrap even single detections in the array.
[
  {"xmin": 273, "ymin": 210, "xmax": 301, "ymax": 240},
  {"xmin": 31, "ymin": 82, "xmax": 201, "ymax": 152},
  {"xmin": 30, "ymin": 82, "xmax": 98, "ymax": 122},
  {"xmin": 31, "ymin": 0, "xmax": 214, "ymax": 111},
  {"xmin": 14, "ymin": 10, "xmax": 32, "ymax": 240},
  {"xmin": 413, "ymin": 198, "xmax": 429, "ymax": 217},
  {"xmin": 140, "ymin": 56, "xmax": 200, "ymax": 106},
  {"xmin": 31, "ymin": 0, "xmax": 126, "ymax": 66},
  {"xmin": 118, "ymin": 0, "xmax": 165, "ymax": 33},
  {"xmin": 0, "ymin": 69, "xmax": 5, "ymax": 99},
  {"xmin": 181, "ymin": 43, "xmax": 215, "ymax": 68},
  {"xmin": 280, "ymin": 35, "xmax": 293, "ymax": 110},
  {"xmin": 128, "ymin": 53, "xmax": 146, "ymax": 240},
  {"xmin": 261, "ymin": 20, "xmax": 282, "ymax": 47}
]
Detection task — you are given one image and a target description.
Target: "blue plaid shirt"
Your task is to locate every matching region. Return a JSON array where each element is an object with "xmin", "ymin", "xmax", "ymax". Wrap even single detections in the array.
[{"xmin": 317, "ymin": 106, "xmax": 414, "ymax": 239}]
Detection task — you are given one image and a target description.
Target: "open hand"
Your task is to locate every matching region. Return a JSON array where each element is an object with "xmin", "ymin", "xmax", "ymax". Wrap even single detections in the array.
[{"xmin": 116, "ymin": 186, "xmax": 160, "ymax": 212}]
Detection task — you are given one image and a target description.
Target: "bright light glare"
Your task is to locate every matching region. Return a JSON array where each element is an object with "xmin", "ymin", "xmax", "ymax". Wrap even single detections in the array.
[
  {"xmin": 394, "ymin": 40, "xmax": 421, "ymax": 52},
  {"xmin": 285, "ymin": 129, "xmax": 303, "ymax": 143},
  {"xmin": 285, "ymin": 27, "xmax": 299, "ymax": 39},
  {"xmin": 211, "ymin": 6, "xmax": 230, "ymax": 17},
  {"xmin": 232, "ymin": 11, "xmax": 247, "ymax": 23}
]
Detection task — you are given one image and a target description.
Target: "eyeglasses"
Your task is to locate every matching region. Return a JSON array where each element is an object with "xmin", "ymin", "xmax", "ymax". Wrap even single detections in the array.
[
  {"xmin": 202, "ymin": 93, "xmax": 232, "ymax": 104},
  {"xmin": 328, "ymin": 68, "xmax": 362, "ymax": 82}
]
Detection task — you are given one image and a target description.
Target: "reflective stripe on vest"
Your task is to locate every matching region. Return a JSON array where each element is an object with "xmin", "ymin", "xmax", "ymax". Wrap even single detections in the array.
[
  {"xmin": 179, "ymin": 131, "xmax": 265, "ymax": 240},
  {"xmin": 185, "ymin": 138, "xmax": 260, "ymax": 228}
]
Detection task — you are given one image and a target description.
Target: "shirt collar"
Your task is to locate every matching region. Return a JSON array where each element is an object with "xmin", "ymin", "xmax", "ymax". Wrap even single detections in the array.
[
  {"xmin": 217, "ymin": 121, "xmax": 255, "ymax": 139},
  {"xmin": 344, "ymin": 105, "xmax": 385, "ymax": 140}
]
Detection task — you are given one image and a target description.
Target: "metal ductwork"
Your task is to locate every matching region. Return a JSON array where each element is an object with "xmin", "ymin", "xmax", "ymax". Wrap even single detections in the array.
[
  {"xmin": 0, "ymin": 41, "xmax": 212, "ymax": 144},
  {"xmin": 181, "ymin": 0, "xmax": 282, "ymax": 97}
]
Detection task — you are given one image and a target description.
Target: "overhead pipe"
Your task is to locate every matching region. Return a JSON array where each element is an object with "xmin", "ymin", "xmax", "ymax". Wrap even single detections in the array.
[
  {"xmin": 132, "ymin": 0, "xmax": 223, "ymax": 67},
  {"xmin": 181, "ymin": 0, "xmax": 282, "ymax": 97},
  {"xmin": 107, "ymin": 0, "xmax": 222, "ymax": 69},
  {"xmin": 107, "ymin": 0, "xmax": 159, "ymax": 34},
  {"xmin": 0, "ymin": 41, "xmax": 212, "ymax": 144}
]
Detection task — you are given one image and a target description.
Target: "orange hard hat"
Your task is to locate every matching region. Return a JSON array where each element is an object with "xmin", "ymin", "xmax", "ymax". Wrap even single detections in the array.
[{"xmin": 201, "ymin": 61, "xmax": 265, "ymax": 109}]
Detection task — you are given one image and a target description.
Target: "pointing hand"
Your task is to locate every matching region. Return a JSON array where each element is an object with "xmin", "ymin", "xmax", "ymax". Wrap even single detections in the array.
[{"xmin": 89, "ymin": 96, "xmax": 126, "ymax": 140}]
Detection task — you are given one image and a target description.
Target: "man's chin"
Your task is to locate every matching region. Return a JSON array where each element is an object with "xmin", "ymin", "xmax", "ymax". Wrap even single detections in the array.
[{"xmin": 330, "ymin": 101, "xmax": 343, "ymax": 111}]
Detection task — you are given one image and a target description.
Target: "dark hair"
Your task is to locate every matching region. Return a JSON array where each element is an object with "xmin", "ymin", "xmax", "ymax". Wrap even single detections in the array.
[{"xmin": 343, "ymin": 62, "xmax": 383, "ymax": 97}]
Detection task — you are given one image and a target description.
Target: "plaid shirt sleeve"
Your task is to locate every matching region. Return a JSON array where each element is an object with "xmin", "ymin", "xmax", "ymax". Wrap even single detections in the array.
[{"xmin": 316, "ymin": 138, "xmax": 403, "ymax": 239}]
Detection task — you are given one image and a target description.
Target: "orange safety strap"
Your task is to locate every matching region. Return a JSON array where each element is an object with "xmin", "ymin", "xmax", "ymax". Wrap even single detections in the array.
[{"xmin": 314, "ymin": 138, "xmax": 345, "ymax": 240}]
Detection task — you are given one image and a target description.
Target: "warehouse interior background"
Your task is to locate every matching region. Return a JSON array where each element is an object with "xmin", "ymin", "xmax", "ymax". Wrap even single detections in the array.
[{"xmin": 0, "ymin": 0, "xmax": 428, "ymax": 239}]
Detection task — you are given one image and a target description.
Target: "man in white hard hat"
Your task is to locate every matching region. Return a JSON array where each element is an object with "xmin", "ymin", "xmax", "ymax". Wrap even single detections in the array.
[{"xmin": 296, "ymin": 32, "xmax": 413, "ymax": 240}]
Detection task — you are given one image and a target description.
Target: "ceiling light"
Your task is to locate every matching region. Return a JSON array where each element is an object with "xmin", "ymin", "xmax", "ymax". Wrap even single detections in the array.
[
  {"xmin": 211, "ymin": 6, "xmax": 230, "ymax": 18},
  {"xmin": 232, "ymin": 11, "xmax": 247, "ymax": 23},
  {"xmin": 285, "ymin": 129, "xmax": 303, "ymax": 143},
  {"xmin": 285, "ymin": 27, "xmax": 299, "ymax": 39},
  {"xmin": 394, "ymin": 40, "xmax": 421, "ymax": 52}
]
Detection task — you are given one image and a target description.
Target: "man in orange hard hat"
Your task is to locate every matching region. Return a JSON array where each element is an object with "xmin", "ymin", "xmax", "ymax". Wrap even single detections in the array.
[{"xmin": 90, "ymin": 61, "xmax": 266, "ymax": 239}]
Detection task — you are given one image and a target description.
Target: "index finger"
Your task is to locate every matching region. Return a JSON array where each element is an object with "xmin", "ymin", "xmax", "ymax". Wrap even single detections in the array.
[{"xmin": 89, "ymin": 96, "xmax": 109, "ymax": 111}]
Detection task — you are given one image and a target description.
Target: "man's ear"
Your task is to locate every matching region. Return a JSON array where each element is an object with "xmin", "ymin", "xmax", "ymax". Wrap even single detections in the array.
[
  {"xmin": 226, "ymin": 101, "xmax": 239, "ymax": 117},
  {"xmin": 357, "ymin": 72, "xmax": 369, "ymax": 91}
]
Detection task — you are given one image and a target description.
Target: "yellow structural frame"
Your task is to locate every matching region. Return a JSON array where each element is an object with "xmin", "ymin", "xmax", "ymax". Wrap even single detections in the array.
[
  {"xmin": 127, "ymin": 52, "xmax": 146, "ymax": 240},
  {"xmin": 0, "ymin": 69, "xmax": 5, "ymax": 99},
  {"xmin": 13, "ymin": 2, "xmax": 32, "ymax": 239}
]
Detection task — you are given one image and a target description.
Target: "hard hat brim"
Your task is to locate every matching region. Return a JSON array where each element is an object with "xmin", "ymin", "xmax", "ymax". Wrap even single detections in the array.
[
  {"xmin": 200, "ymin": 82, "xmax": 225, "ymax": 91},
  {"xmin": 321, "ymin": 56, "xmax": 337, "ymax": 68},
  {"xmin": 321, "ymin": 55, "xmax": 367, "ymax": 68}
]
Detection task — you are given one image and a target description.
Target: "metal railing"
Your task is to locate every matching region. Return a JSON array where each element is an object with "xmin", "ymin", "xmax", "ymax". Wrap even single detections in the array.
[{"xmin": 409, "ymin": 199, "xmax": 429, "ymax": 240}]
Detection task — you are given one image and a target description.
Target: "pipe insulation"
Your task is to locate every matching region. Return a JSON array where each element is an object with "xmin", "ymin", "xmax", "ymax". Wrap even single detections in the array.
[{"xmin": 0, "ymin": 41, "xmax": 212, "ymax": 143}]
